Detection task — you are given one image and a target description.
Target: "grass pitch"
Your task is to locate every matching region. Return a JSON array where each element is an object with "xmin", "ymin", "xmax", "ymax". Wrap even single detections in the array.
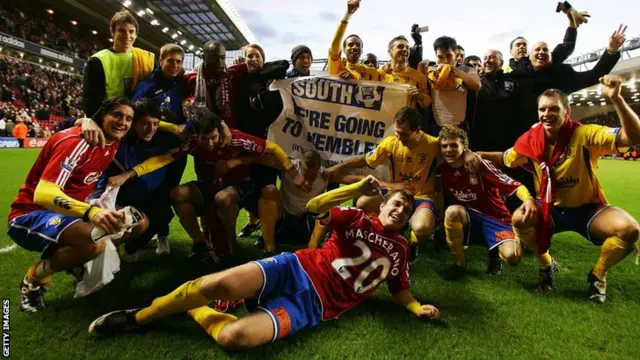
[{"xmin": 1, "ymin": 149, "xmax": 639, "ymax": 360}]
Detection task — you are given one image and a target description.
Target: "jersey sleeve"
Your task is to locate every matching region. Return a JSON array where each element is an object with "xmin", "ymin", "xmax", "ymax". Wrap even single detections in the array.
[
  {"xmin": 41, "ymin": 136, "xmax": 90, "ymax": 190},
  {"xmin": 365, "ymin": 136, "xmax": 392, "ymax": 168},
  {"xmin": 581, "ymin": 124, "xmax": 628, "ymax": 156},
  {"xmin": 325, "ymin": 206, "xmax": 363, "ymax": 232},
  {"xmin": 502, "ymin": 147, "xmax": 528, "ymax": 168},
  {"xmin": 230, "ymin": 131, "xmax": 267, "ymax": 157},
  {"xmin": 387, "ymin": 263, "xmax": 410, "ymax": 295},
  {"xmin": 480, "ymin": 160, "xmax": 522, "ymax": 196}
]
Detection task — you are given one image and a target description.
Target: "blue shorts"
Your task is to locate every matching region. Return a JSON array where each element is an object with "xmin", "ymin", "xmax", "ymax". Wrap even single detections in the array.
[
  {"xmin": 246, "ymin": 252, "xmax": 323, "ymax": 341},
  {"xmin": 465, "ymin": 209, "xmax": 516, "ymax": 250},
  {"xmin": 549, "ymin": 203, "xmax": 611, "ymax": 245},
  {"xmin": 7, "ymin": 210, "xmax": 80, "ymax": 258}
]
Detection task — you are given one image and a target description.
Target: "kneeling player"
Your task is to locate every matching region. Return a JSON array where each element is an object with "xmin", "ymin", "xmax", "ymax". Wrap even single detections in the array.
[
  {"xmin": 480, "ymin": 77, "xmax": 640, "ymax": 301},
  {"xmin": 89, "ymin": 176, "xmax": 440, "ymax": 348},
  {"xmin": 7, "ymin": 98, "xmax": 149, "ymax": 312},
  {"xmin": 108, "ymin": 109, "xmax": 304, "ymax": 262},
  {"xmin": 437, "ymin": 126, "xmax": 537, "ymax": 279}
]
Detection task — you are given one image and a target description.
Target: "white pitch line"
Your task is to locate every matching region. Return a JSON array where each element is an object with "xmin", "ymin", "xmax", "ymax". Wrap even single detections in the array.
[{"xmin": 0, "ymin": 244, "xmax": 17, "ymax": 253}]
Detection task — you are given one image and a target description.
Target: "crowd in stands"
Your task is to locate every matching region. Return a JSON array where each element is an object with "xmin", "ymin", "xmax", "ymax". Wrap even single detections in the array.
[
  {"xmin": 0, "ymin": 55, "xmax": 83, "ymax": 135},
  {"xmin": 0, "ymin": 4, "xmax": 107, "ymax": 60},
  {"xmin": 581, "ymin": 103, "xmax": 640, "ymax": 127}
]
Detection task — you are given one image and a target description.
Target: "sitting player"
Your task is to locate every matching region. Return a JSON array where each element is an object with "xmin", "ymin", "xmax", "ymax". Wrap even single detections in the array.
[
  {"xmin": 7, "ymin": 97, "xmax": 149, "ymax": 312},
  {"xmin": 480, "ymin": 76, "xmax": 640, "ymax": 301},
  {"xmin": 326, "ymin": 107, "xmax": 442, "ymax": 256},
  {"xmin": 108, "ymin": 109, "xmax": 305, "ymax": 263},
  {"xmin": 239, "ymin": 149, "xmax": 361, "ymax": 255},
  {"xmin": 88, "ymin": 176, "xmax": 440, "ymax": 348},
  {"xmin": 436, "ymin": 125, "xmax": 537, "ymax": 279}
]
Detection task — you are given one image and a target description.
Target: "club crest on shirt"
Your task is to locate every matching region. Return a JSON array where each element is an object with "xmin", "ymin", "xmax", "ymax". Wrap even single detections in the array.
[
  {"xmin": 61, "ymin": 156, "xmax": 79, "ymax": 172},
  {"xmin": 554, "ymin": 145, "xmax": 574, "ymax": 166},
  {"xmin": 47, "ymin": 217, "xmax": 63, "ymax": 228},
  {"xmin": 469, "ymin": 174, "xmax": 479, "ymax": 185},
  {"xmin": 417, "ymin": 153, "xmax": 428, "ymax": 164},
  {"xmin": 503, "ymin": 80, "xmax": 516, "ymax": 92}
]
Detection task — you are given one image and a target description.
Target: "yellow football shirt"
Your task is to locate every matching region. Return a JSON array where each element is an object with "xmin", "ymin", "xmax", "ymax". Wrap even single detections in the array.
[
  {"xmin": 502, "ymin": 124, "xmax": 626, "ymax": 208},
  {"xmin": 365, "ymin": 131, "xmax": 439, "ymax": 198},
  {"xmin": 379, "ymin": 67, "xmax": 430, "ymax": 107}
]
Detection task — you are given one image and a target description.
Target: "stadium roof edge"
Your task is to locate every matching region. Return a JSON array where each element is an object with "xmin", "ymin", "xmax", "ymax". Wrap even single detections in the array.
[{"xmin": 215, "ymin": 0, "xmax": 257, "ymax": 45}]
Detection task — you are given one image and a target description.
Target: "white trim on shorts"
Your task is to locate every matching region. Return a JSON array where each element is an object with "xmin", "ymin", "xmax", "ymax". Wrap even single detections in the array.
[
  {"xmin": 585, "ymin": 205, "xmax": 615, "ymax": 244},
  {"xmin": 9, "ymin": 214, "xmax": 81, "ymax": 243},
  {"xmin": 251, "ymin": 260, "xmax": 279, "ymax": 342}
]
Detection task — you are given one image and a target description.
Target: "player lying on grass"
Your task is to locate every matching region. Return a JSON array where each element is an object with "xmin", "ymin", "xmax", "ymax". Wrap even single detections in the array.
[
  {"xmin": 7, "ymin": 97, "xmax": 149, "ymax": 313},
  {"xmin": 436, "ymin": 125, "xmax": 537, "ymax": 279},
  {"xmin": 89, "ymin": 176, "xmax": 441, "ymax": 349},
  {"xmin": 479, "ymin": 75, "xmax": 640, "ymax": 302},
  {"xmin": 107, "ymin": 108, "xmax": 305, "ymax": 264}
]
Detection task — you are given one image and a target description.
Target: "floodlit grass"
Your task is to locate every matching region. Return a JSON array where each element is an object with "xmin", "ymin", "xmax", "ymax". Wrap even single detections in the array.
[{"xmin": 1, "ymin": 149, "xmax": 639, "ymax": 359}]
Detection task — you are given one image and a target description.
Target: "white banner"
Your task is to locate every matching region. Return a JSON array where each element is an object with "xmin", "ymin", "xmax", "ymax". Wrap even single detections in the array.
[{"xmin": 268, "ymin": 76, "xmax": 411, "ymax": 179}]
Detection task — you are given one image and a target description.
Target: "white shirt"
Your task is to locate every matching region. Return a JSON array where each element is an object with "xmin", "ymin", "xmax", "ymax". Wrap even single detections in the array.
[
  {"xmin": 0, "ymin": 119, "xmax": 5, "ymax": 130},
  {"xmin": 281, "ymin": 159, "xmax": 328, "ymax": 216}
]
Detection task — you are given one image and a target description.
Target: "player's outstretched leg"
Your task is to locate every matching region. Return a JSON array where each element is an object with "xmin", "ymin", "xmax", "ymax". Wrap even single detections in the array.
[
  {"xmin": 89, "ymin": 262, "xmax": 264, "ymax": 337},
  {"xmin": 511, "ymin": 205, "xmax": 557, "ymax": 292},
  {"xmin": 257, "ymin": 185, "xmax": 282, "ymax": 255},
  {"xmin": 442, "ymin": 205, "xmax": 467, "ymax": 280},
  {"xmin": 189, "ymin": 306, "xmax": 275, "ymax": 350},
  {"xmin": 587, "ymin": 207, "xmax": 639, "ymax": 303}
]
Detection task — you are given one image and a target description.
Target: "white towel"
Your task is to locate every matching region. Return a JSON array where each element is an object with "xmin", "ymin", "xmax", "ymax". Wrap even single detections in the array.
[{"xmin": 74, "ymin": 186, "xmax": 122, "ymax": 298}]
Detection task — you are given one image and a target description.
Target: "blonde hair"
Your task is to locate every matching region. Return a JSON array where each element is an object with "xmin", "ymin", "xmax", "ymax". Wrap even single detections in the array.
[
  {"xmin": 438, "ymin": 125, "xmax": 469, "ymax": 148},
  {"xmin": 160, "ymin": 44, "xmax": 184, "ymax": 60}
]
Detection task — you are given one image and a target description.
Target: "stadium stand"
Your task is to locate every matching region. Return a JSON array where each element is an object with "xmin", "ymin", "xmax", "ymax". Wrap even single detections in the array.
[
  {"xmin": 0, "ymin": 4, "xmax": 107, "ymax": 60},
  {"xmin": 0, "ymin": 55, "xmax": 82, "ymax": 131}
]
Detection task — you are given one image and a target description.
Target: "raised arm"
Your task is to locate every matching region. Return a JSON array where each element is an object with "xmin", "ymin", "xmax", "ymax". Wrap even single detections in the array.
[
  {"xmin": 601, "ymin": 75, "xmax": 640, "ymax": 147},
  {"xmin": 453, "ymin": 66, "xmax": 481, "ymax": 92},
  {"xmin": 307, "ymin": 175, "xmax": 379, "ymax": 221},
  {"xmin": 328, "ymin": 0, "xmax": 360, "ymax": 75}
]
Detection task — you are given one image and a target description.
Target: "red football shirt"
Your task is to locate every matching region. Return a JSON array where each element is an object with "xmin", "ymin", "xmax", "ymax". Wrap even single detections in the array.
[
  {"xmin": 168, "ymin": 129, "xmax": 266, "ymax": 185},
  {"xmin": 295, "ymin": 207, "xmax": 411, "ymax": 320},
  {"xmin": 9, "ymin": 127, "xmax": 119, "ymax": 221},
  {"xmin": 438, "ymin": 160, "xmax": 521, "ymax": 224}
]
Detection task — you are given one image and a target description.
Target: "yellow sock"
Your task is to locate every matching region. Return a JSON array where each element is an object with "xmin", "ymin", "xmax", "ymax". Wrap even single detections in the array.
[
  {"xmin": 409, "ymin": 231, "xmax": 419, "ymax": 246},
  {"xmin": 593, "ymin": 236, "xmax": 634, "ymax": 280},
  {"xmin": 514, "ymin": 226, "xmax": 553, "ymax": 268},
  {"xmin": 188, "ymin": 306, "xmax": 238, "ymax": 342},
  {"xmin": 26, "ymin": 261, "xmax": 52, "ymax": 285},
  {"xmin": 135, "ymin": 277, "xmax": 211, "ymax": 325},
  {"xmin": 258, "ymin": 198, "xmax": 279, "ymax": 252},
  {"xmin": 307, "ymin": 220, "xmax": 326, "ymax": 249},
  {"xmin": 444, "ymin": 219, "xmax": 465, "ymax": 267}
]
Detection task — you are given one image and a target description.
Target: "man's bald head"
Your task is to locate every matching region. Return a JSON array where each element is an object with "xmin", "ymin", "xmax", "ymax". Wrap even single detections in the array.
[
  {"xmin": 530, "ymin": 41, "xmax": 551, "ymax": 70},
  {"xmin": 203, "ymin": 41, "xmax": 226, "ymax": 75}
]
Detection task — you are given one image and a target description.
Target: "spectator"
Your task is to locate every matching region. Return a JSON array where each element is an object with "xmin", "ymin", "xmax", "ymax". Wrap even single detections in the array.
[
  {"xmin": 287, "ymin": 45, "xmax": 313, "ymax": 77},
  {"xmin": 12, "ymin": 118, "xmax": 28, "ymax": 147},
  {"xmin": 0, "ymin": 117, "xmax": 5, "ymax": 136},
  {"xmin": 5, "ymin": 119, "xmax": 15, "ymax": 136}
]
